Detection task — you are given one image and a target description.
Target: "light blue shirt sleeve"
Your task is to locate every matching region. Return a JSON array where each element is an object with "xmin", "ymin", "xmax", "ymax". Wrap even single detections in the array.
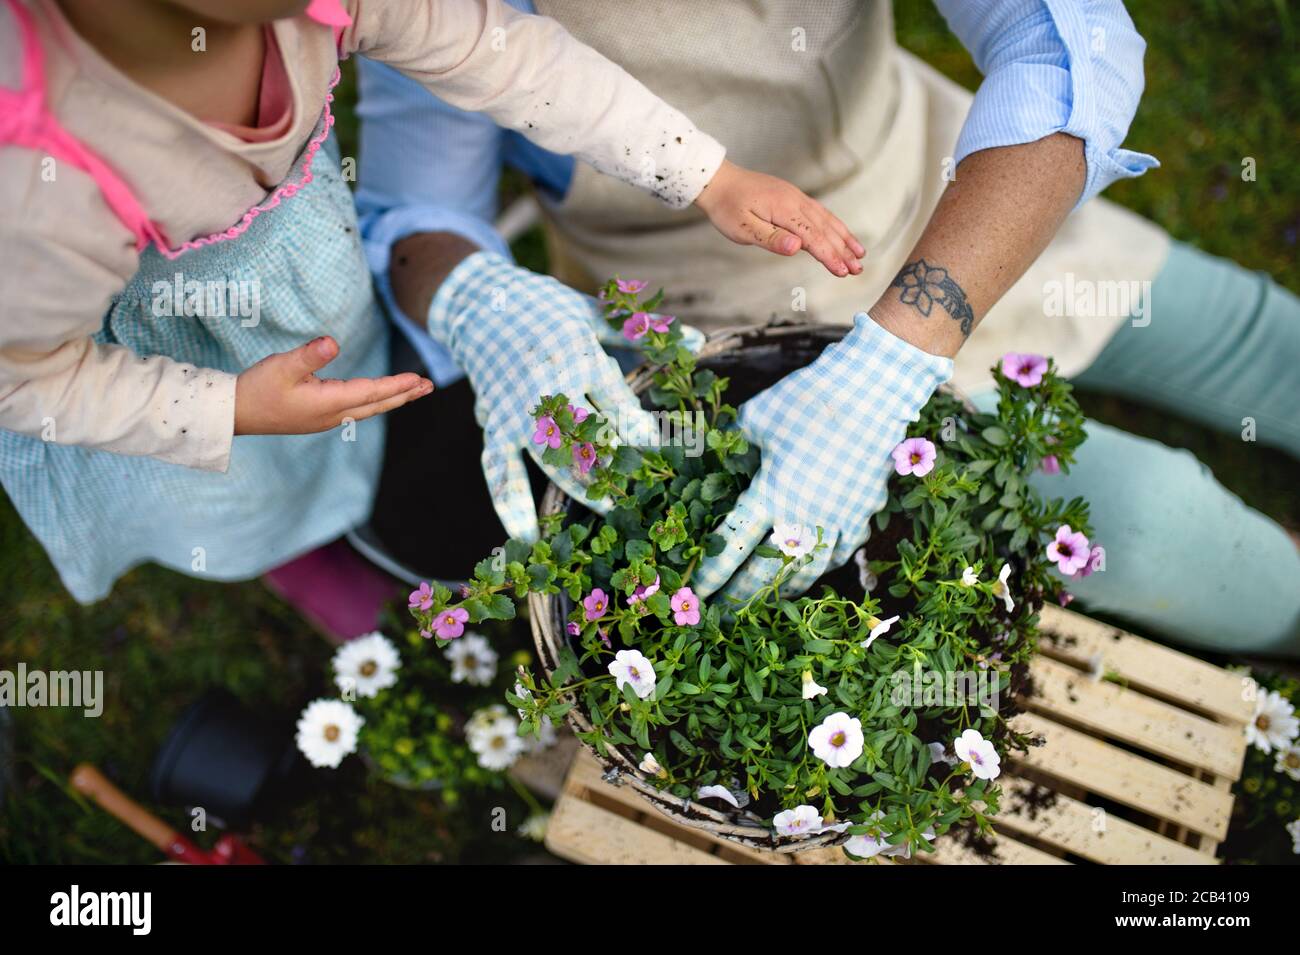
[{"xmin": 934, "ymin": 0, "xmax": 1158, "ymax": 207}]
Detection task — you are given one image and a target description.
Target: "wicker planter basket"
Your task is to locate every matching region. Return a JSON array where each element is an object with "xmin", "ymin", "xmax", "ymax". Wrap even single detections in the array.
[{"xmin": 528, "ymin": 324, "xmax": 969, "ymax": 853}]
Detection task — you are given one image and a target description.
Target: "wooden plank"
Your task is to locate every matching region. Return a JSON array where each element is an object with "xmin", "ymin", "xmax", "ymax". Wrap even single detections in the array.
[
  {"xmin": 545, "ymin": 793, "xmax": 730, "ymax": 864},
  {"xmin": 922, "ymin": 832, "xmax": 1071, "ymax": 865},
  {"xmin": 1037, "ymin": 606, "xmax": 1254, "ymax": 725},
  {"xmin": 1026, "ymin": 656, "xmax": 1245, "ymax": 780},
  {"xmin": 1009, "ymin": 712, "xmax": 1234, "ymax": 840},
  {"xmin": 996, "ymin": 778, "xmax": 1216, "ymax": 865}
]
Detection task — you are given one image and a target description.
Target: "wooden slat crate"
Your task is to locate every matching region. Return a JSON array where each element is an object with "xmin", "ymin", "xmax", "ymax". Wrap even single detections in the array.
[{"xmin": 544, "ymin": 606, "xmax": 1254, "ymax": 865}]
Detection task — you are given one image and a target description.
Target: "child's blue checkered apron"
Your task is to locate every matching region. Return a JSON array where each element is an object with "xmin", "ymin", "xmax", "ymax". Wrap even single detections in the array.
[{"xmin": 0, "ymin": 126, "xmax": 389, "ymax": 602}]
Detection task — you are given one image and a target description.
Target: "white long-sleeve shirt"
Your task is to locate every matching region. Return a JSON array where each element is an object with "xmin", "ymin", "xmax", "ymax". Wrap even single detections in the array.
[{"xmin": 0, "ymin": 0, "xmax": 724, "ymax": 471}]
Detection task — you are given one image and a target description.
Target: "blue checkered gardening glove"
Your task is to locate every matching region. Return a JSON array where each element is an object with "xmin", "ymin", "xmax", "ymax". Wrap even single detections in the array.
[
  {"xmin": 692, "ymin": 314, "xmax": 954, "ymax": 600},
  {"xmin": 427, "ymin": 252, "xmax": 698, "ymax": 542}
]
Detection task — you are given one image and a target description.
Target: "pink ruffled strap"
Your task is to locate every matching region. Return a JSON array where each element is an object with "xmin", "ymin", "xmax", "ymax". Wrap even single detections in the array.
[
  {"xmin": 305, "ymin": 0, "xmax": 351, "ymax": 48},
  {"xmin": 0, "ymin": 0, "xmax": 167, "ymax": 252}
]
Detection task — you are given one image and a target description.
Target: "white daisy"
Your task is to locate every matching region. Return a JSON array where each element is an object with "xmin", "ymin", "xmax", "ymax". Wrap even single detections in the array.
[
  {"xmin": 860, "ymin": 614, "xmax": 900, "ymax": 650},
  {"xmin": 771, "ymin": 523, "xmax": 816, "ymax": 560},
  {"xmin": 608, "ymin": 649, "xmax": 657, "ymax": 700},
  {"xmin": 295, "ymin": 699, "xmax": 363, "ymax": 769},
  {"xmin": 1247, "ymin": 688, "xmax": 1299, "ymax": 753},
  {"xmin": 467, "ymin": 706, "xmax": 526, "ymax": 770},
  {"xmin": 802, "ymin": 670, "xmax": 828, "ymax": 699},
  {"xmin": 1274, "ymin": 745, "xmax": 1300, "ymax": 781},
  {"xmin": 960, "ymin": 566, "xmax": 979, "ymax": 587},
  {"xmin": 465, "ymin": 703, "xmax": 512, "ymax": 743},
  {"xmin": 332, "ymin": 631, "xmax": 401, "ymax": 699},
  {"xmin": 991, "ymin": 563, "xmax": 1015, "ymax": 613},
  {"xmin": 1288, "ymin": 818, "xmax": 1300, "ymax": 855},
  {"xmin": 953, "ymin": 728, "xmax": 1001, "ymax": 781},
  {"xmin": 444, "ymin": 632, "xmax": 498, "ymax": 686},
  {"xmin": 808, "ymin": 712, "xmax": 864, "ymax": 768},
  {"xmin": 518, "ymin": 812, "xmax": 550, "ymax": 842}
]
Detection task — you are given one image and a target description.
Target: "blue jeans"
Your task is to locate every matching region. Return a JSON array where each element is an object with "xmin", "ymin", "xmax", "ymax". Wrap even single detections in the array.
[{"xmin": 977, "ymin": 241, "xmax": 1300, "ymax": 656}]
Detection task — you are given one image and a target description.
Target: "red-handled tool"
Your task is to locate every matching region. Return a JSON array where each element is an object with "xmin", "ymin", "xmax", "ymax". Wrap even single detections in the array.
[{"xmin": 70, "ymin": 763, "xmax": 265, "ymax": 865}]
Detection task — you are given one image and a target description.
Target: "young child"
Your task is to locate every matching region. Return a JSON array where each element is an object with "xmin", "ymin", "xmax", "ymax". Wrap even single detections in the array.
[{"xmin": 0, "ymin": 0, "xmax": 863, "ymax": 602}]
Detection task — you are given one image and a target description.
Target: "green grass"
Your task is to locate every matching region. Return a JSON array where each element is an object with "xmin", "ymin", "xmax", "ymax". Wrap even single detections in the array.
[{"xmin": 2, "ymin": 1, "xmax": 1297, "ymax": 863}]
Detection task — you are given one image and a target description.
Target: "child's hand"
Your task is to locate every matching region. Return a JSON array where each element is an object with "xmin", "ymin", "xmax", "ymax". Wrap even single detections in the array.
[
  {"xmin": 234, "ymin": 337, "xmax": 432, "ymax": 436},
  {"xmin": 694, "ymin": 160, "xmax": 865, "ymax": 277}
]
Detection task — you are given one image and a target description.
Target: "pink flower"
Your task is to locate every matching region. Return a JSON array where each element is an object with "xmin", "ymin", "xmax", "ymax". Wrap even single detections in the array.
[
  {"xmin": 598, "ymin": 628, "xmax": 611, "ymax": 649},
  {"xmin": 1001, "ymin": 352, "xmax": 1048, "ymax": 387},
  {"xmin": 1058, "ymin": 591, "xmax": 1075, "ymax": 607},
  {"xmin": 532, "ymin": 415, "xmax": 562, "ymax": 450},
  {"xmin": 647, "ymin": 313, "xmax": 675, "ymax": 333},
  {"xmin": 1046, "ymin": 525, "xmax": 1091, "ymax": 575},
  {"xmin": 566, "ymin": 621, "xmax": 581, "ymax": 637},
  {"xmin": 573, "ymin": 442, "xmax": 598, "ymax": 474},
  {"xmin": 616, "ymin": 278, "xmax": 648, "ymax": 295},
  {"xmin": 432, "ymin": 607, "xmax": 469, "ymax": 639},
  {"xmin": 568, "ymin": 404, "xmax": 590, "ymax": 423},
  {"xmin": 628, "ymin": 575, "xmax": 661, "ymax": 605},
  {"xmin": 583, "ymin": 588, "xmax": 609, "ymax": 622},
  {"xmin": 670, "ymin": 586, "xmax": 700, "ymax": 627},
  {"xmin": 1073, "ymin": 544, "xmax": 1105, "ymax": 579},
  {"xmin": 622, "ymin": 313, "xmax": 651, "ymax": 341},
  {"xmin": 891, "ymin": 437, "xmax": 937, "ymax": 477},
  {"xmin": 1040, "ymin": 454, "xmax": 1061, "ymax": 475},
  {"xmin": 408, "ymin": 581, "xmax": 434, "ymax": 611}
]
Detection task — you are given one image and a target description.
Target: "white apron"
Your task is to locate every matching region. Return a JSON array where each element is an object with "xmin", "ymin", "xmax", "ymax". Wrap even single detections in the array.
[{"xmin": 534, "ymin": 0, "xmax": 1169, "ymax": 393}]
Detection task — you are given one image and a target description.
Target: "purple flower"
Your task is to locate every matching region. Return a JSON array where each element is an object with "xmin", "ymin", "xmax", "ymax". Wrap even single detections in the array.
[
  {"xmin": 1073, "ymin": 544, "xmax": 1105, "ymax": 579},
  {"xmin": 1040, "ymin": 454, "xmax": 1061, "ymax": 475},
  {"xmin": 598, "ymin": 628, "xmax": 611, "ymax": 649},
  {"xmin": 568, "ymin": 403, "xmax": 590, "ymax": 423},
  {"xmin": 432, "ymin": 607, "xmax": 469, "ymax": 639},
  {"xmin": 566, "ymin": 621, "xmax": 581, "ymax": 637},
  {"xmin": 408, "ymin": 581, "xmax": 434, "ymax": 611},
  {"xmin": 891, "ymin": 437, "xmax": 937, "ymax": 477},
  {"xmin": 616, "ymin": 278, "xmax": 648, "ymax": 295},
  {"xmin": 622, "ymin": 313, "xmax": 651, "ymax": 342},
  {"xmin": 532, "ymin": 415, "xmax": 562, "ymax": 450},
  {"xmin": 628, "ymin": 575, "xmax": 661, "ymax": 605},
  {"xmin": 1001, "ymin": 352, "xmax": 1048, "ymax": 388},
  {"xmin": 1046, "ymin": 525, "xmax": 1091, "ymax": 575},
  {"xmin": 670, "ymin": 586, "xmax": 700, "ymax": 627},
  {"xmin": 648, "ymin": 313, "xmax": 675, "ymax": 333},
  {"xmin": 574, "ymin": 442, "xmax": 597, "ymax": 474},
  {"xmin": 583, "ymin": 588, "xmax": 609, "ymax": 622}
]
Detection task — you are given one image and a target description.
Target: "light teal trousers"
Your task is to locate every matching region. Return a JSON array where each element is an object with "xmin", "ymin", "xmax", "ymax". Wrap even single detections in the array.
[{"xmin": 977, "ymin": 241, "xmax": 1300, "ymax": 656}]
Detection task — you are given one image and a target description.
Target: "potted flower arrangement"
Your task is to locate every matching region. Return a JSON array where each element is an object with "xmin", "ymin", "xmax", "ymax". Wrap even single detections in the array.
[
  {"xmin": 1222, "ymin": 669, "xmax": 1300, "ymax": 863},
  {"xmin": 408, "ymin": 278, "xmax": 1096, "ymax": 858},
  {"xmin": 294, "ymin": 621, "xmax": 556, "ymax": 825}
]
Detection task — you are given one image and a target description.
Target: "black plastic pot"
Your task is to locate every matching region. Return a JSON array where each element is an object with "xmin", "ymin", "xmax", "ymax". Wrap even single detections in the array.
[{"xmin": 149, "ymin": 689, "xmax": 300, "ymax": 828}]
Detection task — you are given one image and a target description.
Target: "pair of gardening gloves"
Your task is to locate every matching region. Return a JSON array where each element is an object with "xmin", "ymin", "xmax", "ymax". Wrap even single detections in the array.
[{"xmin": 428, "ymin": 252, "xmax": 953, "ymax": 602}]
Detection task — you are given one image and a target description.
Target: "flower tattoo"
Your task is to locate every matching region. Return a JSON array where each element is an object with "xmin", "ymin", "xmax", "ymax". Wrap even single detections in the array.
[{"xmin": 890, "ymin": 259, "xmax": 975, "ymax": 336}]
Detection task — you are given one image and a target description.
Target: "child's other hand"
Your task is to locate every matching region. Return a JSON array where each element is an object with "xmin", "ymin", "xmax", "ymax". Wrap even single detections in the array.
[
  {"xmin": 694, "ymin": 160, "xmax": 865, "ymax": 277},
  {"xmin": 234, "ymin": 336, "xmax": 432, "ymax": 436}
]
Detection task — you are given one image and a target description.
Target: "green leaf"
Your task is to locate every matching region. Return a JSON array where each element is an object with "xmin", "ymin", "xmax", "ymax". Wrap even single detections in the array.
[{"xmin": 981, "ymin": 426, "xmax": 1010, "ymax": 447}]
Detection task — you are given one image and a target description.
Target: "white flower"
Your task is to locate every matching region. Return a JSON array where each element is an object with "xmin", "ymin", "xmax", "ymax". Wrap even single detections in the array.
[
  {"xmin": 608, "ymin": 649, "xmax": 657, "ymax": 700},
  {"xmin": 332, "ymin": 631, "xmax": 401, "ymax": 699},
  {"xmin": 639, "ymin": 752, "xmax": 666, "ymax": 777},
  {"xmin": 512, "ymin": 680, "xmax": 532, "ymax": 718},
  {"xmin": 771, "ymin": 523, "xmax": 816, "ymax": 560},
  {"xmin": 927, "ymin": 741, "xmax": 951, "ymax": 766},
  {"xmin": 773, "ymin": 805, "xmax": 823, "ymax": 836},
  {"xmin": 444, "ymin": 632, "xmax": 498, "ymax": 686},
  {"xmin": 295, "ymin": 699, "xmax": 363, "ymax": 769},
  {"xmin": 853, "ymin": 548, "xmax": 877, "ymax": 592},
  {"xmin": 953, "ymin": 728, "xmax": 1001, "ymax": 780},
  {"xmin": 518, "ymin": 812, "xmax": 550, "ymax": 842},
  {"xmin": 991, "ymin": 563, "xmax": 1015, "ymax": 613},
  {"xmin": 802, "ymin": 670, "xmax": 828, "ymax": 699},
  {"xmin": 808, "ymin": 712, "xmax": 864, "ymax": 768},
  {"xmin": 960, "ymin": 566, "xmax": 979, "ymax": 587},
  {"xmin": 1247, "ymin": 688, "xmax": 1299, "ymax": 753},
  {"xmin": 1288, "ymin": 818, "xmax": 1300, "ymax": 855},
  {"xmin": 844, "ymin": 811, "xmax": 935, "ymax": 860},
  {"xmin": 697, "ymin": 784, "xmax": 740, "ymax": 808},
  {"xmin": 1274, "ymin": 745, "xmax": 1300, "ymax": 781},
  {"xmin": 467, "ymin": 706, "xmax": 526, "ymax": 770},
  {"xmin": 860, "ymin": 614, "xmax": 900, "ymax": 650}
]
